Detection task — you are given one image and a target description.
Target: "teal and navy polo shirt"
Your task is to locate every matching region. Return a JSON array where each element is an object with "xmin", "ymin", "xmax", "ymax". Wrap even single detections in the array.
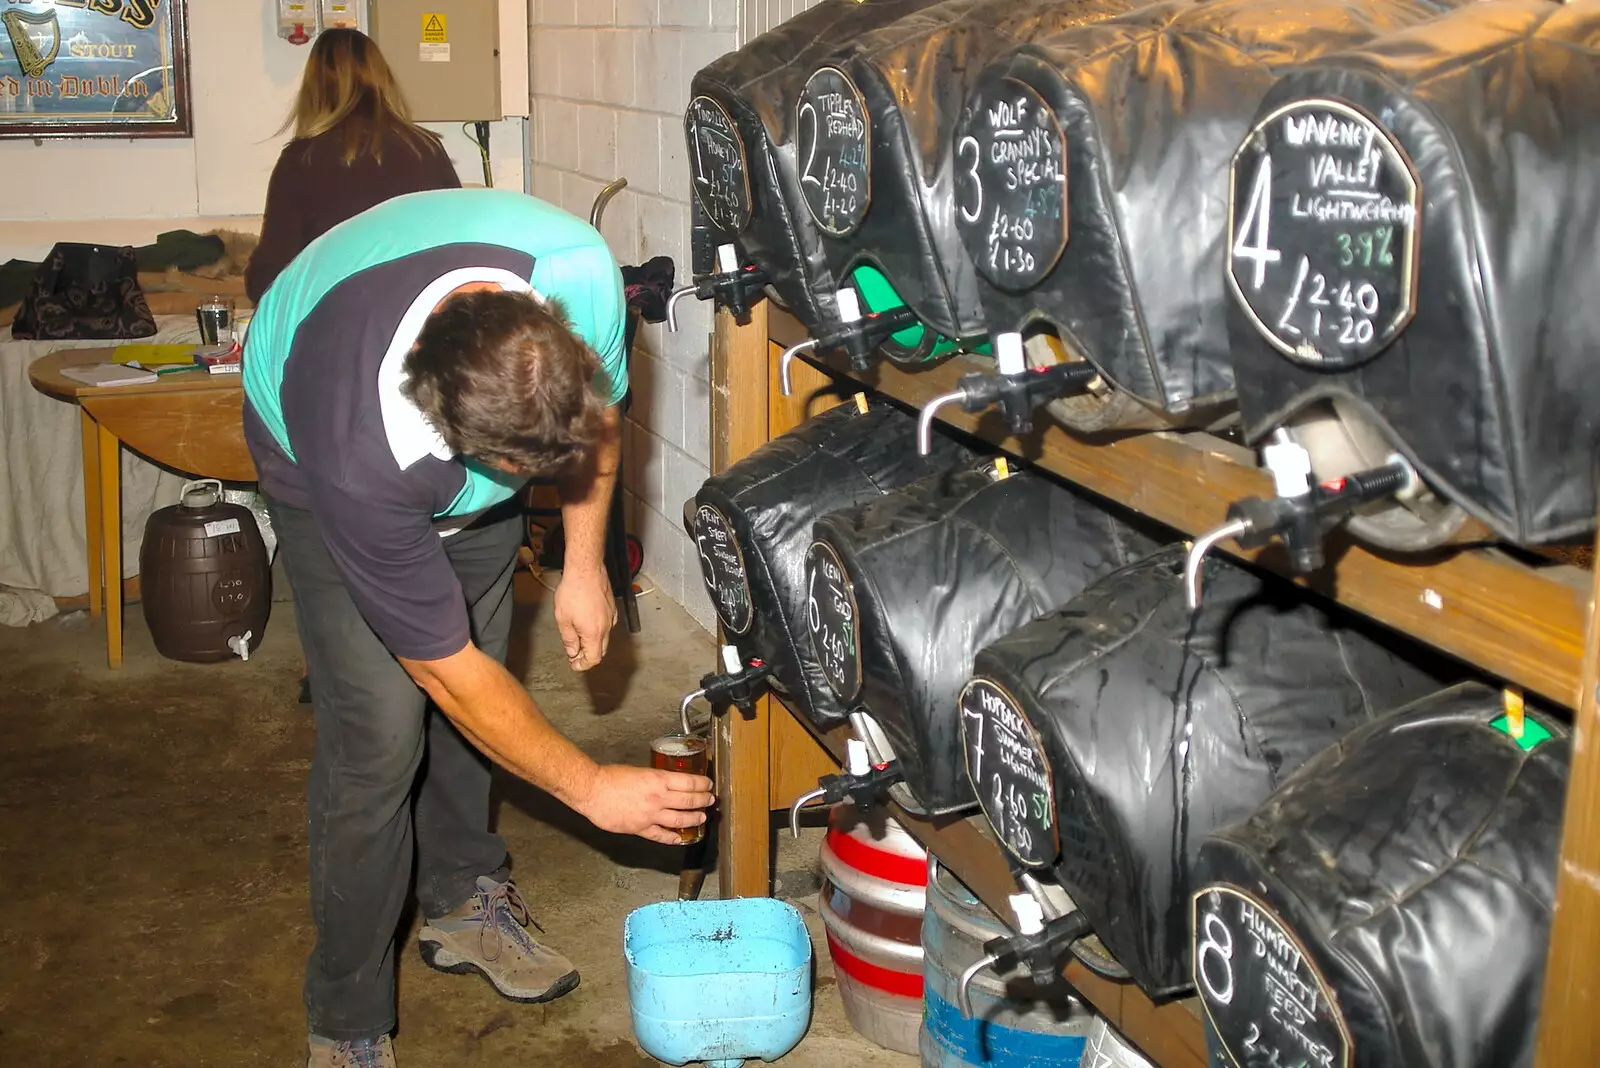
[{"xmin": 243, "ymin": 188, "xmax": 627, "ymax": 661}]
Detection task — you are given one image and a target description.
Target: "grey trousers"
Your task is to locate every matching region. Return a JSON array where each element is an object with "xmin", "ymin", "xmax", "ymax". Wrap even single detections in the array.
[{"xmin": 268, "ymin": 498, "xmax": 522, "ymax": 1041}]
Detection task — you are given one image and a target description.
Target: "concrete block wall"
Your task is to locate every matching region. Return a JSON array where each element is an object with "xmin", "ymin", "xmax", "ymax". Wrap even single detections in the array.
[{"xmin": 529, "ymin": 0, "xmax": 740, "ymax": 631}]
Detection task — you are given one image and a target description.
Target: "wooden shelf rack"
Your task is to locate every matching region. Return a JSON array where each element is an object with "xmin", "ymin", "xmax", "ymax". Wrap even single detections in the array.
[{"xmin": 706, "ymin": 301, "xmax": 1600, "ymax": 1068}]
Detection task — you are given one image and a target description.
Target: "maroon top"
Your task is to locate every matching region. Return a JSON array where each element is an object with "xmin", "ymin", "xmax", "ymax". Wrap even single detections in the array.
[{"xmin": 245, "ymin": 123, "xmax": 461, "ymax": 303}]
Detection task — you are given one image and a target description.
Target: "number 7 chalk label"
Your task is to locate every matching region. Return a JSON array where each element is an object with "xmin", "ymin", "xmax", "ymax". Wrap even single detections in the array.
[
  {"xmin": 958, "ymin": 677, "xmax": 1059, "ymax": 869},
  {"xmin": 1225, "ymin": 98, "xmax": 1420, "ymax": 371}
]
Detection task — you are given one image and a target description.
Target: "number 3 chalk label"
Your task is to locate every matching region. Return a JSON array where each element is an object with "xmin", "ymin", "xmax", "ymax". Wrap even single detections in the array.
[
  {"xmin": 1192, "ymin": 885, "xmax": 1352, "ymax": 1068},
  {"xmin": 1226, "ymin": 98, "xmax": 1419, "ymax": 370},
  {"xmin": 953, "ymin": 73, "xmax": 1067, "ymax": 293}
]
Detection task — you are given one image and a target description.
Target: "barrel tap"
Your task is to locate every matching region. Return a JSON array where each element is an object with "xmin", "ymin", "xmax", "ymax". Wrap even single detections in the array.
[
  {"xmin": 677, "ymin": 644, "xmax": 773, "ymax": 734},
  {"xmin": 788, "ymin": 731, "xmax": 902, "ymax": 837},
  {"xmin": 778, "ymin": 286, "xmax": 919, "ymax": 395},
  {"xmin": 915, "ymin": 333, "xmax": 1099, "ymax": 455},
  {"xmin": 1184, "ymin": 433, "xmax": 1420, "ymax": 609},
  {"xmin": 668, "ymin": 242, "xmax": 770, "ymax": 330}
]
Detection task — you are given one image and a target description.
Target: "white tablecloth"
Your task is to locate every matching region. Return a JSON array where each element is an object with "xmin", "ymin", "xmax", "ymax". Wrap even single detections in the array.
[{"xmin": 0, "ymin": 316, "xmax": 206, "ymax": 624}]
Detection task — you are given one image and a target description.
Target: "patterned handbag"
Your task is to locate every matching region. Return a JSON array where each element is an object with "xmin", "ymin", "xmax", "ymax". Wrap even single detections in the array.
[{"xmin": 11, "ymin": 242, "xmax": 157, "ymax": 340}]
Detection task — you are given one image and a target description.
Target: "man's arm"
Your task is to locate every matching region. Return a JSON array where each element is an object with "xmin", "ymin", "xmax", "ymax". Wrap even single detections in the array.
[
  {"xmin": 401, "ymin": 643, "xmax": 713, "ymax": 845},
  {"xmin": 553, "ymin": 403, "xmax": 622, "ymax": 671}
]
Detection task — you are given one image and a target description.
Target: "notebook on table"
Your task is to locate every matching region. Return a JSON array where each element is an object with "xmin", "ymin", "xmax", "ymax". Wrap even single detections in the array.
[{"xmin": 60, "ymin": 363, "xmax": 159, "ymax": 387}]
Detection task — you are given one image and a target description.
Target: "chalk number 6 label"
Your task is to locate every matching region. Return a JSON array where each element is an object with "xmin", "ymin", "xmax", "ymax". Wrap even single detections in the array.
[{"xmin": 1196, "ymin": 910, "xmax": 1235, "ymax": 1006}]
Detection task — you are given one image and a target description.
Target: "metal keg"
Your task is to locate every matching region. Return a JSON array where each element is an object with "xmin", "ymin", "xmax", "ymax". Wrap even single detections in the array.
[
  {"xmin": 1084, "ymin": 1018, "xmax": 1154, "ymax": 1068},
  {"xmin": 921, "ymin": 860, "xmax": 1093, "ymax": 1067},
  {"xmin": 817, "ymin": 807, "xmax": 927, "ymax": 1055}
]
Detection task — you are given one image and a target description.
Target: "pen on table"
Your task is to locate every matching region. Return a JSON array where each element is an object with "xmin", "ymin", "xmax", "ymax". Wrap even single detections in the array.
[{"xmin": 125, "ymin": 361, "xmax": 195, "ymax": 377}]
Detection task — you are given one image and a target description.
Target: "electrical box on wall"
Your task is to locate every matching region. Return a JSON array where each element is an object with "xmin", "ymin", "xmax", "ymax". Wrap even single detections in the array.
[
  {"xmin": 278, "ymin": 0, "xmax": 370, "ymax": 45},
  {"xmin": 277, "ymin": 0, "xmax": 318, "ymax": 44},
  {"xmin": 321, "ymin": 1, "xmax": 369, "ymax": 31},
  {"xmin": 371, "ymin": 0, "xmax": 501, "ymax": 122}
]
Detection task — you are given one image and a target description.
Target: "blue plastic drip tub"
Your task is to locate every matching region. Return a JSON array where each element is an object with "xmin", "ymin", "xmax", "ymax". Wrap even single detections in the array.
[{"xmin": 624, "ymin": 898, "xmax": 814, "ymax": 1068}]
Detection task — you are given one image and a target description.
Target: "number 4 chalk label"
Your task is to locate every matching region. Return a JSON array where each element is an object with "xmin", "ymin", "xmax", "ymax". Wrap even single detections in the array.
[{"xmin": 1233, "ymin": 153, "xmax": 1280, "ymax": 290}]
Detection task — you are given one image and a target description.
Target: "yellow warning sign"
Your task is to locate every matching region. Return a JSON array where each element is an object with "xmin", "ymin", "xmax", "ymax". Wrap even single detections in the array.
[{"xmin": 421, "ymin": 13, "xmax": 447, "ymax": 42}]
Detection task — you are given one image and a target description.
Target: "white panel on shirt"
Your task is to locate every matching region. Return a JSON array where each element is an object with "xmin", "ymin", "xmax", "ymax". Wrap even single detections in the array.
[{"xmin": 377, "ymin": 266, "xmax": 538, "ymax": 471}]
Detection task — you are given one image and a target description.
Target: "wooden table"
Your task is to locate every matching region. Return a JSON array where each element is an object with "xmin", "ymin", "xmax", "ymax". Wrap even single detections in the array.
[{"xmin": 28, "ymin": 347, "xmax": 257, "ymax": 668}]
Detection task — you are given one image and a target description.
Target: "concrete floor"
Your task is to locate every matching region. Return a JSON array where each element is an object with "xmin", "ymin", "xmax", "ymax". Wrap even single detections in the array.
[{"xmin": 0, "ymin": 570, "xmax": 916, "ymax": 1068}]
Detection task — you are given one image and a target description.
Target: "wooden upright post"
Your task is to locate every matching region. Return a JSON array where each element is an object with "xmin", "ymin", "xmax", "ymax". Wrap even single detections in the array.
[
  {"xmin": 1533, "ymin": 526, "xmax": 1600, "ymax": 1066},
  {"xmin": 80, "ymin": 410, "xmax": 103, "ymax": 618},
  {"xmin": 711, "ymin": 302, "xmax": 774, "ymax": 898}
]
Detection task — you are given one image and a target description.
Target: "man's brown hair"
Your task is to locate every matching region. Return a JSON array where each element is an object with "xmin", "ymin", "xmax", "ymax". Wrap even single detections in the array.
[{"xmin": 402, "ymin": 289, "xmax": 606, "ymax": 475}]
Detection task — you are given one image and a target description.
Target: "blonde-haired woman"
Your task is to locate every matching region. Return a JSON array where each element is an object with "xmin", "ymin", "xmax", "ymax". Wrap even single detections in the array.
[{"xmin": 246, "ymin": 28, "xmax": 459, "ymax": 303}]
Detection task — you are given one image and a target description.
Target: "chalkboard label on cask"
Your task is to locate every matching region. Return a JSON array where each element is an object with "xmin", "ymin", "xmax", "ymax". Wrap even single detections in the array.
[
  {"xmin": 953, "ymin": 76, "xmax": 1067, "ymax": 293},
  {"xmin": 685, "ymin": 95, "xmax": 753, "ymax": 234},
  {"xmin": 1226, "ymin": 98, "xmax": 1420, "ymax": 369},
  {"xmin": 692, "ymin": 504, "xmax": 753, "ymax": 635},
  {"xmin": 1192, "ymin": 885, "xmax": 1352, "ymax": 1068},
  {"xmin": 796, "ymin": 66, "xmax": 871, "ymax": 237},
  {"xmin": 959, "ymin": 678, "xmax": 1058, "ymax": 869},
  {"xmin": 805, "ymin": 540, "xmax": 862, "ymax": 700}
]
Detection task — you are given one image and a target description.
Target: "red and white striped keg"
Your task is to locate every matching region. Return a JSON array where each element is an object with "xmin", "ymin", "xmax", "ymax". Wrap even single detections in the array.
[{"xmin": 818, "ymin": 806, "xmax": 928, "ymax": 1055}]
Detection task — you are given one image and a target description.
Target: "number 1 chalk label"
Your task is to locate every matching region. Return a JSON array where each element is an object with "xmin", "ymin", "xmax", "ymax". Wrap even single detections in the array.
[{"xmin": 685, "ymin": 96, "xmax": 752, "ymax": 234}]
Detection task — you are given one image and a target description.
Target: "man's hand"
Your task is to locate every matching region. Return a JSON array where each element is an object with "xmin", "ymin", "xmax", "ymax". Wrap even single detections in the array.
[
  {"xmin": 573, "ymin": 764, "xmax": 716, "ymax": 845},
  {"xmin": 553, "ymin": 563, "xmax": 618, "ymax": 671}
]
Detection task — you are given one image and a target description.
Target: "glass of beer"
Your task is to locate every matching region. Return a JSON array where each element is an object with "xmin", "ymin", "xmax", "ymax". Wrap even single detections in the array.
[{"xmin": 650, "ymin": 733, "xmax": 711, "ymax": 845}]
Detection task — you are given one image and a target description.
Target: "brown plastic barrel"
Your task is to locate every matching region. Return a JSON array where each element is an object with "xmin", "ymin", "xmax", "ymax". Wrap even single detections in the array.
[{"xmin": 139, "ymin": 479, "xmax": 270, "ymax": 663}]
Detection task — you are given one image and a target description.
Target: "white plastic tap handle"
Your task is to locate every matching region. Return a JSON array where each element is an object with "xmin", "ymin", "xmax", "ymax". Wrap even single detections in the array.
[
  {"xmin": 229, "ymin": 631, "xmax": 253, "ymax": 662},
  {"xmin": 1262, "ymin": 440, "xmax": 1313, "ymax": 499},
  {"xmin": 995, "ymin": 332, "xmax": 1027, "ymax": 377},
  {"xmin": 720, "ymin": 644, "xmax": 742, "ymax": 674},
  {"xmin": 846, "ymin": 738, "xmax": 871, "ymax": 777},
  {"xmin": 1009, "ymin": 892, "xmax": 1046, "ymax": 936},
  {"xmin": 835, "ymin": 286, "xmax": 863, "ymax": 323},
  {"xmin": 716, "ymin": 243, "xmax": 739, "ymax": 274}
]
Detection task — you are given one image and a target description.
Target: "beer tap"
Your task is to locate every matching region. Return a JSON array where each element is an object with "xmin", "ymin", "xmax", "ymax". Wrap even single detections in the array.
[
  {"xmin": 678, "ymin": 644, "xmax": 773, "ymax": 734},
  {"xmin": 667, "ymin": 243, "xmax": 770, "ymax": 330},
  {"xmin": 788, "ymin": 735, "xmax": 903, "ymax": 837},
  {"xmin": 778, "ymin": 286, "xmax": 920, "ymax": 395},
  {"xmin": 915, "ymin": 333, "xmax": 1099, "ymax": 455},
  {"xmin": 953, "ymin": 889, "xmax": 1092, "ymax": 1018},
  {"xmin": 1184, "ymin": 436, "xmax": 1420, "ymax": 609}
]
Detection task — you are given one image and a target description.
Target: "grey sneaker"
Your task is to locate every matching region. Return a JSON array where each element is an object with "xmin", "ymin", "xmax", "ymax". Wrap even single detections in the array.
[
  {"xmin": 306, "ymin": 1035, "xmax": 395, "ymax": 1068},
  {"xmin": 418, "ymin": 876, "xmax": 580, "ymax": 1004}
]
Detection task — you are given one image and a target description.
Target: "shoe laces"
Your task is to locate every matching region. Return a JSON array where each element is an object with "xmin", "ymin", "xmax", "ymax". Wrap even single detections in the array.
[
  {"xmin": 335, "ymin": 1038, "xmax": 388, "ymax": 1068},
  {"xmin": 477, "ymin": 880, "xmax": 544, "ymax": 962}
]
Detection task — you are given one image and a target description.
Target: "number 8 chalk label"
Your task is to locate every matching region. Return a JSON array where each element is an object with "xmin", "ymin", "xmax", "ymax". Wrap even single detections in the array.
[
  {"xmin": 1191, "ymin": 885, "xmax": 1352, "ymax": 1068},
  {"xmin": 1226, "ymin": 98, "xmax": 1420, "ymax": 370}
]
